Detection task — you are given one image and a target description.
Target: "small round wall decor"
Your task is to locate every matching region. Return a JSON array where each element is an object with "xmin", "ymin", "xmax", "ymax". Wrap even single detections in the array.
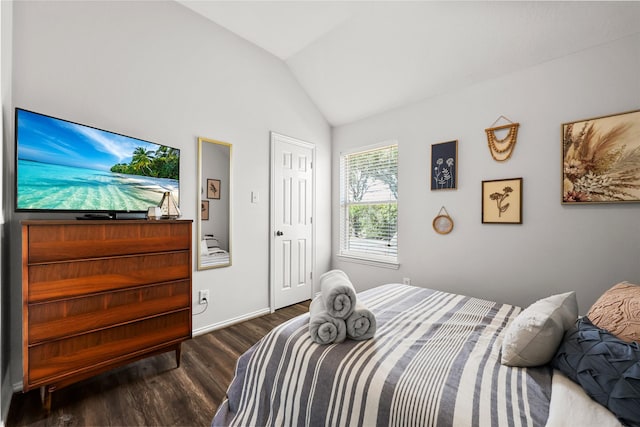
[{"xmin": 432, "ymin": 206, "xmax": 454, "ymax": 235}]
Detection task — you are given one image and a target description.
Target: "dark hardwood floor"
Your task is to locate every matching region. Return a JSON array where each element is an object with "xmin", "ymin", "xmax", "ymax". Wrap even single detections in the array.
[{"xmin": 7, "ymin": 301, "xmax": 310, "ymax": 427}]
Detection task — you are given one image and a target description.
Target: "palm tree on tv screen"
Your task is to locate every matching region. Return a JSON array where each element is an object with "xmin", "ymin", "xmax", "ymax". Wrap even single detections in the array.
[{"xmin": 131, "ymin": 147, "xmax": 155, "ymax": 175}]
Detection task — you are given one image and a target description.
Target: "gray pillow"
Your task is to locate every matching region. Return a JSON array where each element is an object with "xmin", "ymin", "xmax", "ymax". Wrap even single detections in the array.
[
  {"xmin": 501, "ymin": 291, "xmax": 578, "ymax": 367},
  {"xmin": 553, "ymin": 317, "xmax": 640, "ymax": 427}
]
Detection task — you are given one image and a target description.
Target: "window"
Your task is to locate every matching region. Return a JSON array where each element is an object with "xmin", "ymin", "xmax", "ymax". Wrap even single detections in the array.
[{"xmin": 339, "ymin": 142, "xmax": 398, "ymax": 266}]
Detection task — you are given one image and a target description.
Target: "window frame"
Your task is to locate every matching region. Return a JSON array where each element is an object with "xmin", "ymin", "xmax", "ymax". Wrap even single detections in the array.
[{"xmin": 338, "ymin": 141, "xmax": 399, "ymax": 269}]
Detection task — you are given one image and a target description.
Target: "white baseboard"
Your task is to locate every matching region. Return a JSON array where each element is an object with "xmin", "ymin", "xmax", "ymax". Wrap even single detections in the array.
[{"xmin": 192, "ymin": 307, "xmax": 271, "ymax": 337}]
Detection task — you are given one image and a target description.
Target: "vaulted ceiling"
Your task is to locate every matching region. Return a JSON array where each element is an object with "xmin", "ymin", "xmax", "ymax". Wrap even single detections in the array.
[{"xmin": 178, "ymin": 1, "xmax": 640, "ymax": 126}]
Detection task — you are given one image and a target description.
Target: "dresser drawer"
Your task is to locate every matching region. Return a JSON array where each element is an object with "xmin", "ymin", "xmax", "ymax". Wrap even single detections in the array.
[
  {"xmin": 27, "ymin": 310, "xmax": 191, "ymax": 386},
  {"xmin": 27, "ymin": 251, "xmax": 190, "ymax": 303},
  {"xmin": 26, "ymin": 222, "xmax": 191, "ymax": 263},
  {"xmin": 28, "ymin": 280, "xmax": 191, "ymax": 344}
]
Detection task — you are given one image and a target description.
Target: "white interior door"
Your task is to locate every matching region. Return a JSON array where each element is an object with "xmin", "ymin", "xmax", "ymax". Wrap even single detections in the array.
[{"xmin": 270, "ymin": 132, "xmax": 315, "ymax": 310}]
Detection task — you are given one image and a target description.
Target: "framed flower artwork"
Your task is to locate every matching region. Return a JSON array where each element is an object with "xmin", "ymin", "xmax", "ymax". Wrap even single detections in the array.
[
  {"xmin": 482, "ymin": 178, "xmax": 522, "ymax": 224},
  {"xmin": 207, "ymin": 178, "xmax": 221, "ymax": 200},
  {"xmin": 431, "ymin": 140, "xmax": 457, "ymax": 190},
  {"xmin": 201, "ymin": 200, "xmax": 209, "ymax": 220}
]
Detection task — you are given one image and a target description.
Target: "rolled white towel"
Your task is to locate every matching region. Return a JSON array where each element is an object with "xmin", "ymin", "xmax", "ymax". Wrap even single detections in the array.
[
  {"xmin": 346, "ymin": 300, "xmax": 376, "ymax": 341},
  {"xmin": 309, "ymin": 296, "xmax": 346, "ymax": 345},
  {"xmin": 320, "ymin": 270, "xmax": 356, "ymax": 319}
]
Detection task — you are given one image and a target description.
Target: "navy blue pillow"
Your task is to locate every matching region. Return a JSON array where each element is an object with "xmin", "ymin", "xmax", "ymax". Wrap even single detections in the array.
[{"xmin": 552, "ymin": 317, "xmax": 640, "ymax": 426}]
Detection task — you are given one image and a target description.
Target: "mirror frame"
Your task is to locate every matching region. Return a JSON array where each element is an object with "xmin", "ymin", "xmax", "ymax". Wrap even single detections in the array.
[{"xmin": 197, "ymin": 136, "xmax": 232, "ymax": 270}]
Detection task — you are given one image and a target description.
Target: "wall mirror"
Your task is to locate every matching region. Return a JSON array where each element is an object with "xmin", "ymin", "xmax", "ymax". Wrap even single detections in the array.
[{"xmin": 197, "ymin": 137, "xmax": 232, "ymax": 270}]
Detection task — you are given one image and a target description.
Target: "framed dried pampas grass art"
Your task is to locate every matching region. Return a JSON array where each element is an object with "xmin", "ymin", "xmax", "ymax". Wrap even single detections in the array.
[{"xmin": 562, "ymin": 109, "xmax": 640, "ymax": 204}]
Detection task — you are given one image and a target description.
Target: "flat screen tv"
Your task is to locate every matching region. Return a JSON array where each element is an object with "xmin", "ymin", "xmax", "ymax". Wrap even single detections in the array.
[{"xmin": 15, "ymin": 108, "xmax": 180, "ymax": 216}]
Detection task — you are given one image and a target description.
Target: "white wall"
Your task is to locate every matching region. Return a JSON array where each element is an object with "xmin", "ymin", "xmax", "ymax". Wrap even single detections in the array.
[
  {"xmin": 332, "ymin": 34, "xmax": 640, "ymax": 314},
  {"xmin": 7, "ymin": 0, "xmax": 331, "ymax": 389}
]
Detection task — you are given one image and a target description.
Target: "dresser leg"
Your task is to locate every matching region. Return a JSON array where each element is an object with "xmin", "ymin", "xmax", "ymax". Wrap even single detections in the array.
[
  {"xmin": 175, "ymin": 343, "xmax": 182, "ymax": 368},
  {"xmin": 40, "ymin": 386, "xmax": 53, "ymax": 414}
]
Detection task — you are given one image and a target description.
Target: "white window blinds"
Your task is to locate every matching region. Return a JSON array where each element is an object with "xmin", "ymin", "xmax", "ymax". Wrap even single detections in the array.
[{"xmin": 339, "ymin": 143, "xmax": 398, "ymax": 264}]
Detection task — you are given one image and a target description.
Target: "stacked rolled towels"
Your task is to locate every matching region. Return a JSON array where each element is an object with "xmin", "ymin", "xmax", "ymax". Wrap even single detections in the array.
[
  {"xmin": 346, "ymin": 300, "xmax": 377, "ymax": 341},
  {"xmin": 309, "ymin": 270, "xmax": 377, "ymax": 345},
  {"xmin": 309, "ymin": 297, "xmax": 347, "ymax": 345}
]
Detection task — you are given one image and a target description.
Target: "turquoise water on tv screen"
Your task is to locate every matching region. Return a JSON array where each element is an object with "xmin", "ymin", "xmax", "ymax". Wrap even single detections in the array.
[{"xmin": 17, "ymin": 159, "xmax": 179, "ymax": 211}]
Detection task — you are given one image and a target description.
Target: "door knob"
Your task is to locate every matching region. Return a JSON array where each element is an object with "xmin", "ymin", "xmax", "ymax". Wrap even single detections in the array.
[{"xmin": 276, "ymin": 230, "xmax": 284, "ymax": 236}]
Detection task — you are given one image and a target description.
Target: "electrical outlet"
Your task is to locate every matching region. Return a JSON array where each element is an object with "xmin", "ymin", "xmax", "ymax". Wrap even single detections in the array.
[
  {"xmin": 402, "ymin": 277, "xmax": 411, "ymax": 285},
  {"xmin": 199, "ymin": 289, "xmax": 209, "ymax": 305}
]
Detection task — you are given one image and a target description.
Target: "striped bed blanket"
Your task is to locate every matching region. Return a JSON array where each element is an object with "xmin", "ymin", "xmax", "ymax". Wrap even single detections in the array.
[{"xmin": 212, "ymin": 284, "xmax": 552, "ymax": 426}]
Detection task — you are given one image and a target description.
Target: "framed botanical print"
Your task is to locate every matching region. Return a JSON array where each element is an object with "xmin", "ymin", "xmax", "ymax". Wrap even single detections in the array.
[
  {"xmin": 562, "ymin": 109, "xmax": 640, "ymax": 204},
  {"xmin": 482, "ymin": 177, "xmax": 522, "ymax": 224},
  {"xmin": 431, "ymin": 140, "xmax": 457, "ymax": 190},
  {"xmin": 201, "ymin": 200, "xmax": 209, "ymax": 220},
  {"xmin": 207, "ymin": 178, "xmax": 221, "ymax": 200}
]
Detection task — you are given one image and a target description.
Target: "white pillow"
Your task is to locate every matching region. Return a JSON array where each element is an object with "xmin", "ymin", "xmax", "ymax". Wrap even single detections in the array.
[
  {"xmin": 501, "ymin": 291, "xmax": 578, "ymax": 367},
  {"xmin": 546, "ymin": 370, "xmax": 623, "ymax": 427}
]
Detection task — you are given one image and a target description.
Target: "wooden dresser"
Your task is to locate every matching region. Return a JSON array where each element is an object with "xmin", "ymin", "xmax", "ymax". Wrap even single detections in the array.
[{"xmin": 21, "ymin": 219, "xmax": 192, "ymax": 411}]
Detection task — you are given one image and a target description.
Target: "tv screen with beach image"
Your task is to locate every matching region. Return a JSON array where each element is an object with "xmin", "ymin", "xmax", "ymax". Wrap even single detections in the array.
[{"xmin": 16, "ymin": 108, "xmax": 179, "ymax": 212}]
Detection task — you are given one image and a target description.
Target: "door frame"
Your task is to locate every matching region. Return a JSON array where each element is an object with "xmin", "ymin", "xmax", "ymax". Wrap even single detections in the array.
[{"xmin": 269, "ymin": 131, "xmax": 316, "ymax": 312}]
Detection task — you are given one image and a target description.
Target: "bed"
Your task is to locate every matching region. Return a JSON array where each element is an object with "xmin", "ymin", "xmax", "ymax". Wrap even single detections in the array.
[
  {"xmin": 200, "ymin": 240, "xmax": 230, "ymax": 267},
  {"xmin": 200, "ymin": 247, "xmax": 230, "ymax": 267},
  {"xmin": 212, "ymin": 283, "xmax": 631, "ymax": 427}
]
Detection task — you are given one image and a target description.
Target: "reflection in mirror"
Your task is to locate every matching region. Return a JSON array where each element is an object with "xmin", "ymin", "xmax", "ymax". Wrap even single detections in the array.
[{"xmin": 197, "ymin": 137, "xmax": 232, "ymax": 270}]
